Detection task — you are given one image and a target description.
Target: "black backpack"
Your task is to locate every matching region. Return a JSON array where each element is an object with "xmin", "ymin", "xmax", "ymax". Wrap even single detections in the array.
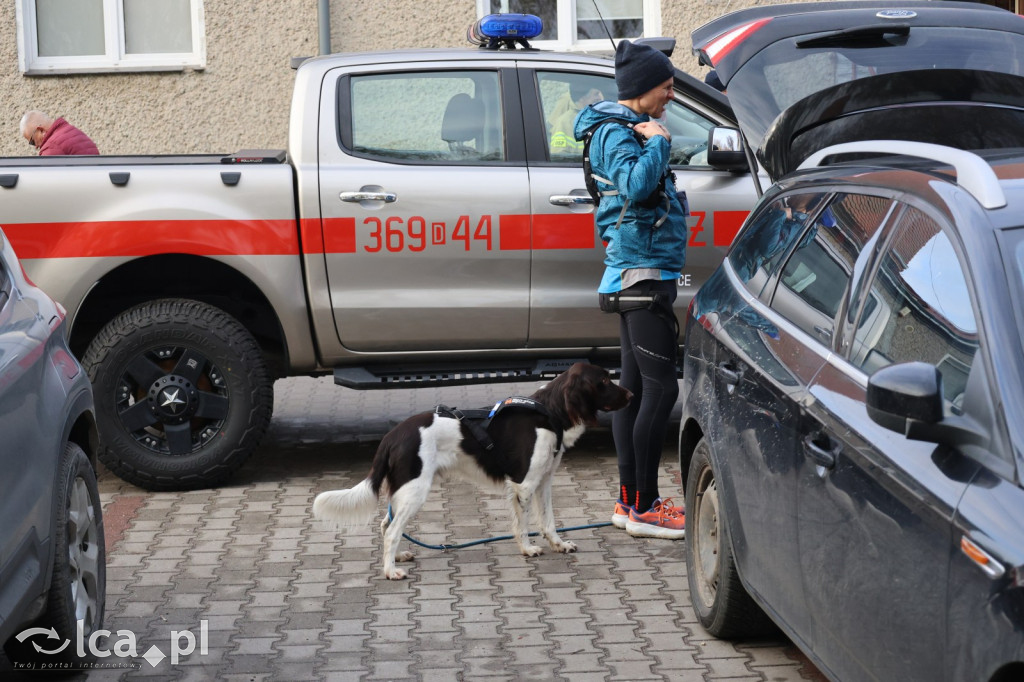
[{"xmin": 581, "ymin": 118, "xmax": 673, "ymax": 211}]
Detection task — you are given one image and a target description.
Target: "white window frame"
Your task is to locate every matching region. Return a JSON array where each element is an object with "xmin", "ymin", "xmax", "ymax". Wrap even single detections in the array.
[
  {"xmin": 16, "ymin": 0, "xmax": 206, "ymax": 75},
  {"xmin": 477, "ymin": 0, "xmax": 662, "ymax": 52}
]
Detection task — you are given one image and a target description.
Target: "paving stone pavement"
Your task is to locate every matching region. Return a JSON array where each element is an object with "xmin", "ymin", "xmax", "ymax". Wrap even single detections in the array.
[{"xmin": 3, "ymin": 376, "xmax": 826, "ymax": 681}]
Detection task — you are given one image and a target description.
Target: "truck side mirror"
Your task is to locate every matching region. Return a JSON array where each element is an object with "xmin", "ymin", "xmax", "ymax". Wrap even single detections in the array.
[{"xmin": 707, "ymin": 126, "xmax": 748, "ymax": 172}]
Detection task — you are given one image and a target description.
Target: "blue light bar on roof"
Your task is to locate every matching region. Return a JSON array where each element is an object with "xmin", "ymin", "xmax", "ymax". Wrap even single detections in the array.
[
  {"xmin": 478, "ymin": 13, "xmax": 542, "ymax": 39},
  {"xmin": 468, "ymin": 13, "xmax": 543, "ymax": 50}
]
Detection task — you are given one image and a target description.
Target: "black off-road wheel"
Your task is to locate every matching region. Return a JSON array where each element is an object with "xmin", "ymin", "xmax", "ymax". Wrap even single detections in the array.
[
  {"xmin": 685, "ymin": 437, "xmax": 776, "ymax": 639},
  {"xmin": 3, "ymin": 443, "xmax": 105, "ymax": 667},
  {"xmin": 82, "ymin": 298, "xmax": 273, "ymax": 490}
]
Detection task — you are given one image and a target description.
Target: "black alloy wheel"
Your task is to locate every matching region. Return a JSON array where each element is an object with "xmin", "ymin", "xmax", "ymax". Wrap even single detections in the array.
[{"xmin": 82, "ymin": 298, "xmax": 273, "ymax": 490}]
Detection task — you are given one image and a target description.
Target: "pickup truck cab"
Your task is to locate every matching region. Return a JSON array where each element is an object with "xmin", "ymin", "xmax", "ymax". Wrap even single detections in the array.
[{"xmin": 0, "ymin": 20, "xmax": 756, "ymax": 489}]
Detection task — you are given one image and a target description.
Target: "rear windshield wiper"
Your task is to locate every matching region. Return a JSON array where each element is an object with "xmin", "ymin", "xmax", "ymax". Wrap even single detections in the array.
[{"xmin": 797, "ymin": 23, "xmax": 910, "ymax": 49}]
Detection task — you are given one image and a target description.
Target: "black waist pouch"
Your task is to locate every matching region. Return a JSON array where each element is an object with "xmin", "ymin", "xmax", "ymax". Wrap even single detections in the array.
[{"xmin": 599, "ymin": 281, "xmax": 674, "ymax": 314}]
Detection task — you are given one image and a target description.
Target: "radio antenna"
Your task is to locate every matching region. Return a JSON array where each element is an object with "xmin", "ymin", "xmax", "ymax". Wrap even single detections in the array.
[{"xmin": 590, "ymin": 0, "xmax": 617, "ymax": 51}]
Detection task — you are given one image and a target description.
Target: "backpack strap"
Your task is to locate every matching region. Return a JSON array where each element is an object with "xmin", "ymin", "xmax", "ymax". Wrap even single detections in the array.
[
  {"xmin": 582, "ymin": 118, "xmax": 675, "ymax": 229},
  {"xmin": 582, "ymin": 118, "xmax": 638, "ymax": 208}
]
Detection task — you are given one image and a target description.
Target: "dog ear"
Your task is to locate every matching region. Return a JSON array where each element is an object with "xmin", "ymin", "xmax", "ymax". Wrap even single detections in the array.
[{"xmin": 562, "ymin": 364, "xmax": 596, "ymax": 425}]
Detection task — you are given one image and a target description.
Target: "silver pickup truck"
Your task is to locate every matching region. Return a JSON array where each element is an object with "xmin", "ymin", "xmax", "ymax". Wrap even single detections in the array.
[{"xmin": 0, "ymin": 39, "xmax": 757, "ymax": 489}]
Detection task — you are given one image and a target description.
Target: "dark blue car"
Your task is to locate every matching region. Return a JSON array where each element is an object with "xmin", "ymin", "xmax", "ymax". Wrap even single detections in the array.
[{"xmin": 679, "ymin": 3, "xmax": 1024, "ymax": 680}]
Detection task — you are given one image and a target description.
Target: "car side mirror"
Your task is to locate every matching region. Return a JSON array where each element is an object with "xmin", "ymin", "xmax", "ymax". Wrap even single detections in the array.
[
  {"xmin": 707, "ymin": 126, "xmax": 749, "ymax": 172},
  {"xmin": 867, "ymin": 361, "xmax": 987, "ymax": 447},
  {"xmin": 867, "ymin": 361, "xmax": 943, "ymax": 433}
]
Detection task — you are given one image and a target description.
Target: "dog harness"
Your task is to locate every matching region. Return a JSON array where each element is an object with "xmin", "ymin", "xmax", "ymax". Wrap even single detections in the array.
[{"xmin": 433, "ymin": 396, "xmax": 563, "ymax": 452}]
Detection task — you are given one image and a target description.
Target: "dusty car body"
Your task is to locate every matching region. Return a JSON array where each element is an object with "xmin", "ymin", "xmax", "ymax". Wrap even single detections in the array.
[{"xmin": 678, "ymin": 3, "xmax": 1024, "ymax": 680}]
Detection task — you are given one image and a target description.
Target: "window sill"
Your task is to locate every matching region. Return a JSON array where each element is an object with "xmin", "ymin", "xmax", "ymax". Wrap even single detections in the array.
[{"xmin": 22, "ymin": 62, "xmax": 205, "ymax": 76}]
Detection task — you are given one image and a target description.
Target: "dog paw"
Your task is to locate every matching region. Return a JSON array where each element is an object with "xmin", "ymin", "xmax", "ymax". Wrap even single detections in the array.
[
  {"xmin": 521, "ymin": 545, "xmax": 544, "ymax": 557},
  {"xmin": 396, "ymin": 551, "xmax": 414, "ymax": 563},
  {"xmin": 384, "ymin": 567, "xmax": 408, "ymax": 580},
  {"xmin": 554, "ymin": 541, "xmax": 577, "ymax": 553}
]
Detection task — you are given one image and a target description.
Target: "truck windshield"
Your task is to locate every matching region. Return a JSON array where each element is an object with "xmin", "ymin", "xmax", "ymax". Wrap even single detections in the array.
[{"xmin": 728, "ymin": 26, "xmax": 1024, "ymax": 145}]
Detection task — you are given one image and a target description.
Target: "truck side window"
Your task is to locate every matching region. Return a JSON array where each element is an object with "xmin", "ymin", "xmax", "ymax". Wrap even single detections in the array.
[
  {"xmin": 345, "ymin": 71, "xmax": 505, "ymax": 163},
  {"xmin": 535, "ymin": 70, "xmax": 716, "ymax": 166},
  {"xmin": 536, "ymin": 71, "xmax": 613, "ymax": 162}
]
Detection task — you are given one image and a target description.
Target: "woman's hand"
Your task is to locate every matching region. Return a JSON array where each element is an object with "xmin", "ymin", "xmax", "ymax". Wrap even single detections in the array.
[{"xmin": 634, "ymin": 121, "xmax": 671, "ymax": 141}]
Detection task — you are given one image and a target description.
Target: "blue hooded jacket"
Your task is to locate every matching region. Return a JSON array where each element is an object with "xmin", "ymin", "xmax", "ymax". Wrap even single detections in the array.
[{"xmin": 573, "ymin": 101, "xmax": 687, "ymax": 293}]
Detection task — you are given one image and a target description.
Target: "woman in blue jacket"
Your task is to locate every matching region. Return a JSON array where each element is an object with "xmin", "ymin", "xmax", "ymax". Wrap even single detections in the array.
[{"xmin": 574, "ymin": 40, "xmax": 687, "ymax": 540}]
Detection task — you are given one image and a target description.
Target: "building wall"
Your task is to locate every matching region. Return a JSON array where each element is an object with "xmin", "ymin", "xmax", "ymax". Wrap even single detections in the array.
[
  {"xmin": 0, "ymin": 0, "xmax": 318, "ymax": 157},
  {"xmin": 0, "ymin": 0, "xmax": 767, "ymax": 158}
]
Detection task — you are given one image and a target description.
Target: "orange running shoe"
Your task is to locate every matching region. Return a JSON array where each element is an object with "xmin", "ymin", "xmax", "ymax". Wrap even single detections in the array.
[
  {"xmin": 611, "ymin": 500, "xmax": 633, "ymax": 529},
  {"xmin": 625, "ymin": 498, "xmax": 686, "ymax": 540}
]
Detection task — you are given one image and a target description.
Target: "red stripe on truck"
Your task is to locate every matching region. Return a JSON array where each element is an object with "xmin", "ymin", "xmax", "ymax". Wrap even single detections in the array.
[
  {"xmin": 321, "ymin": 217, "xmax": 356, "ymax": 254},
  {"xmin": 3, "ymin": 219, "xmax": 301, "ymax": 259},
  {"xmin": 533, "ymin": 214, "xmax": 596, "ymax": 250},
  {"xmin": 499, "ymin": 214, "xmax": 531, "ymax": 250},
  {"xmin": 4, "ymin": 212, "xmax": 603, "ymax": 260},
  {"xmin": 499, "ymin": 213, "xmax": 595, "ymax": 251},
  {"xmin": 713, "ymin": 211, "xmax": 748, "ymax": 247}
]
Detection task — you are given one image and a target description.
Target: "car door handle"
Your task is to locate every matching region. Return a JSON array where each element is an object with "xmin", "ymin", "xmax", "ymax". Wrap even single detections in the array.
[
  {"xmin": 804, "ymin": 435, "xmax": 839, "ymax": 469},
  {"xmin": 716, "ymin": 363, "xmax": 741, "ymax": 385},
  {"xmin": 549, "ymin": 194, "xmax": 595, "ymax": 206},
  {"xmin": 340, "ymin": 191, "xmax": 397, "ymax": 203},
  {"xmin": 813, "ymin": 325, "xmax": 833, "ymax": 342}
]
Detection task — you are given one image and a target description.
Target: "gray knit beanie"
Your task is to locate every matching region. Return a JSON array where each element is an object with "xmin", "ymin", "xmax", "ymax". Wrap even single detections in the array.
[{"xmin": 615, "ymin": 40, "xmax": 675, "ymax": 100}]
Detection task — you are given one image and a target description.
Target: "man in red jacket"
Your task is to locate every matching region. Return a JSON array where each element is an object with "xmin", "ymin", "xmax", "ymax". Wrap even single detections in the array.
[{"xmin": 20, "ymin": 110, "xmax": 99, "ymax": 155}]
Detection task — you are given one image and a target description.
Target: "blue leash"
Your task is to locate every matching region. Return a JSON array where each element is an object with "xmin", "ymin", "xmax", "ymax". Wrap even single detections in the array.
[{"xmin": 386, "ymin": 505, "xmax": 612, "ymax": 551}]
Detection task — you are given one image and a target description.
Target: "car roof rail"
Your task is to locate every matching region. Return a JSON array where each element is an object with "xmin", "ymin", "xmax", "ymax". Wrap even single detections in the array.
[{"xmin": 798, "ymin": 140, "xmax": 1007, "ymax": 209}]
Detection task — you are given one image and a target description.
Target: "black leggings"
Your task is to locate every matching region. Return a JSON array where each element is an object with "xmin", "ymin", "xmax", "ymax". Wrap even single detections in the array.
[{"xmin": 612, "ymin": 279, "xmax": 679, "ymax": 512}]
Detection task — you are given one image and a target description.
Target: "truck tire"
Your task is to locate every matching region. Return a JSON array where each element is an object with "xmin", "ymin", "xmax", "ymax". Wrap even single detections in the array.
[{"xmin": 82, "ymin": 298, "xmax": 273, "ymax": 490}]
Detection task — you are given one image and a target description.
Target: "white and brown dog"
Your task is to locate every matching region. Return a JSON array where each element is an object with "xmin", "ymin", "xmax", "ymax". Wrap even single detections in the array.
[{"xmin": 313, "ymin": 363, "xmax": 631, "ymax": 579}]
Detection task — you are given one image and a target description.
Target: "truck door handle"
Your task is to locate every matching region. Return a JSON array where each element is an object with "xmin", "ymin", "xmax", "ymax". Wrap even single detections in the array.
[
  {"xmin": 340, "ymin": 191, "xmax": 397, "ymax": 203},
  {"xmin": 549, "ymin": 194, "xmax": 595, "ymax": 206},
  {"xmin": 716, "ymin": 363, "xmax": 741, "ymax": 386},
  {"xmin": 804, "ymin": 434, "xmax": 839, "ymax": 469}
]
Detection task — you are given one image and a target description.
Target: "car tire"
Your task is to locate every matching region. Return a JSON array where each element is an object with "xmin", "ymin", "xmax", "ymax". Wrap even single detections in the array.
[
  {"xmin": 685, "ymin": 436, "xmax": 775, "ymax": 638},
  {"xmin": 3, "ymin": 443, "xmax": 105, "ymax": 666},
  {"xmin": 82, "ymin": 298, "xmax": 273, "ymax": 491}
]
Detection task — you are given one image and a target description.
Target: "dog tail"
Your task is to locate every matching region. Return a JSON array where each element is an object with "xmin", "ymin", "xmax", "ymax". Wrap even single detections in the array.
[{"xmin": 312, "ymin": 479, "xmax": 378, "ymax": 530}]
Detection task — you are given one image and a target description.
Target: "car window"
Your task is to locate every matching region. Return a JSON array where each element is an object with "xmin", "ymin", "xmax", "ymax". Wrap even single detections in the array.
[
  {"xmin": 768, "ymin": 193, "xmax": 894, "ymax": 346},
  {"xmin": 728, "ymin": 192, "xmax": 829, "ymax": 297},
  {"xmin": 345, "ymin": 71, "xmax": 505, "ymax": 163},
  {"xmin": 536, "ymin": 70, "xmax": 717, "ymax": 166},
  {"xmin": 853, "ymin": 206, "xmax": 978, "ymax": 414}
]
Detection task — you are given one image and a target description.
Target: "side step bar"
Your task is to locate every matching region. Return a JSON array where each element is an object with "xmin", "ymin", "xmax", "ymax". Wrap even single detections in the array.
[{"xmin": 334, "ymin": 359, "xmax": 616, "ymax": 390}]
